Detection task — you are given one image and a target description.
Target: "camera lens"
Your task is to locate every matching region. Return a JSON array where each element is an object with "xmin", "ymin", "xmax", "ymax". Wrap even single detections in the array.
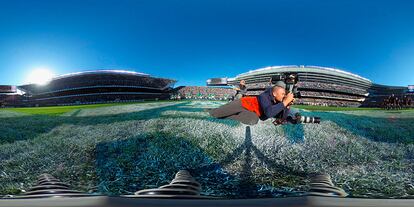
[{"xmin": 299, "ymin": 116, "xmax": 321, "ymax": 124}]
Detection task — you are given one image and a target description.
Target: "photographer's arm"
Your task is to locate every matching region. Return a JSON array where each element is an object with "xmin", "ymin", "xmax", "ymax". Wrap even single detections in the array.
[
  {"xmin": 282, "ymin": 107, "xmax": 290, "ymax": 120},
  {"xmin": 282, "ymin": 95, "xmax": 295, "ymax": 120},
  {"xmin": 258, "ymin": 93, "xmax": 286, "ymax": 118}
]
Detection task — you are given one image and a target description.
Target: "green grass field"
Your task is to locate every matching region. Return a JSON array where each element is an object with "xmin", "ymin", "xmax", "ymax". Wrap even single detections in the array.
[
  {"xmin": 0, "ymin": 100, "xmax": 174, "ymax": 115},
  {"xmin": 1, "ymin": 101, "xmax": 413, "ymax": 198},
  {"xmin": 292, "ymin": 105, "xmax": 380, "ymax": 111},
  {"xmin": 0, "ymin": 102, "xmax": 392, "ymax": 116}
]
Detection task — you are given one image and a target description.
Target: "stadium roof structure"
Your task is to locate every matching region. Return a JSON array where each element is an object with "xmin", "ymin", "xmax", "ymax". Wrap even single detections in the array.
[
  {"xmin": 49, "ymin": 69, "xmax": 151, "ymax": 82},
  {"xmin": 11, "ymin": 69, "xmax": 176, "ymax": 106},
  {"xmin": 229, "ymin": 65, "xmax": 371, "ymax": 83},
  {"xmin": 18, "ymin": 69, "xmax": 176, "ymax": 95}
]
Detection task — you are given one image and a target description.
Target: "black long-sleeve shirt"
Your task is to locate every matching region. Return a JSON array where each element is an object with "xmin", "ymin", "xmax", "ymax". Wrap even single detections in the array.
[{"xmin": 257, "ymin": 87, "xmax": 290, "ymax": 120}]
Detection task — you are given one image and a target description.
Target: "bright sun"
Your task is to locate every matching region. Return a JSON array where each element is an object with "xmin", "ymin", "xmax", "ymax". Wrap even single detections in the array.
[{"xmin": 26, "ymin": 68, "xmax": 55, "ymax": 85}]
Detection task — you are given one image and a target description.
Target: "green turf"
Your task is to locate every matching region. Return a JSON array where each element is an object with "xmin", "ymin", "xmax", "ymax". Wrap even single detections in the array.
[
  {"xmin": 0, "ymin": 100, "xmax": 175, "ymax": 115},
  {"xmin": 0, "ymin": 101, "xmax": 398, "ymax": 116},
  {"xmin": 1, "ymin": 100, "xmax": 412, "ymax": 115},
  {"xmin": 0, "ymin": 100, "xmax": 413, "ymax": 198},
  {"xmin": 292, "ymin": 105, "xmax": 381, "ymax": 111}
]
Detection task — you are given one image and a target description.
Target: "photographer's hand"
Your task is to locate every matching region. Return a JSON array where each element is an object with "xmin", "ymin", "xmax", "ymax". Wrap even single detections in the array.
[
  {"xmin": 286, "ymin": 98, "xmax": 295, "ymax": 109},
  {"xmin": 286, "ymin": 100, "xmax": 294, "ymax": 109},
  {"xmin": 282, "ymin": 93, "xmax": 295, "ymax": 107}
]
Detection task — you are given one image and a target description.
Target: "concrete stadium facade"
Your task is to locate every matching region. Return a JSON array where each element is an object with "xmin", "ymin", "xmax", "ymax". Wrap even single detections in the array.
[
  {"xmin": 207, "ymin": 65, "xmax": 410, "ymax": 107},
  {"xmin": 12, "ymin": 70, "xmax": 176, "ymax": 107}
]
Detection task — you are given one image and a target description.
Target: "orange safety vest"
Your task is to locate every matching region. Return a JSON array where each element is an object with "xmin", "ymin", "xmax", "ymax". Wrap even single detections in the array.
[{"xmin": 240, "ymin": 96, "xmax": 263, "ymax": 117}]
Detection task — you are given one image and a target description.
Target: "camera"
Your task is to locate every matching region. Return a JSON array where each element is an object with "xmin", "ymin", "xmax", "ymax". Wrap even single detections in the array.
[
  {"xmin": 272, "ymin": 112, "xmax": 321, "ymax": 125},
  {"xmin": 271, "ymin": 73, "xmax": 300, "ymax": 97},
  {"xmin": 292, "ymin": 112, "xmax": 320, "ymax": 124},
  {"xmin": 271, "ymin": 73, "xmax": 301, "ymax": 107},
  {"xmin": 270, "ymin": 73, "xmax": 321, "ymax": 125}
]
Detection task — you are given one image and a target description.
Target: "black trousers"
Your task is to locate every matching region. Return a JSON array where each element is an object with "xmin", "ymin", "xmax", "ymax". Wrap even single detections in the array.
[{"xmin": 209, "ymin": 99, "xmax": 259, "ymax": 125}]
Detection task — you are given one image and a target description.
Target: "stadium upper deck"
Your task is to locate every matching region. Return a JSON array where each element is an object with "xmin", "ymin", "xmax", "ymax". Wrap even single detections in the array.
[
  {"xmin": 0, "ymin": 85, "xmax": 17, "ymax": 94},
  {"xmin": 227, "ymin": 65, "xmax": 372, "ymax": 89},
  {"xmin": 17, "ymin": 70, "xmax": 176, "ymax": 106},
  {"xmin": 207, "ymin": 65, "xmax": 408, "ymax": 107},
  {"xmin": 0, "ymin": 85, "xmax": 21, "ymax": 107}
]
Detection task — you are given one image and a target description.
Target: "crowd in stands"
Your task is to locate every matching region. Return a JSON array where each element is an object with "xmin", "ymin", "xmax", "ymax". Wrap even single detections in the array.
[
  {"xmin": 172, "ymin": 86, "xmax": 363, "ymax": 107},
  {"xmin": 8, "ymin": 77, "xmax": 403, "ymax": 108},
  {"xmin": 237, "ymin": 88, "xmax": 364, "ymax": 102},
  {"xmin": 381, "ymin": 94, "xmax": 413, "ymax": 110},
  {"xmin": 242, "ymin": 81, "xmax": 368, "ymax": 96},
  {"xmin": 25, "ymin": 93, "xmax": 169, "ymax": 107},
  {"xmin": 0, "ymin": 85, "xmax": 15, "ymax": 93},
  {"xmin": 0, "ymin": 95, "xmax": 6, "ymax": 107},
  {"xmin": 295, "ymin": 98, "xmax": 361, "ymax": 107},
  {"xmin": 33, "ymin": 87, "xmax": 163, "ymax": 99},
  {"xmin": 0, "ymin": 94, "xmax": 24, "ymax": 107},
  {"xmin": 172, "ymin": 86, "xmax": 234, "ymax": 100},
  {"xmin": 240, "ymin": 81, "xmax": 368, "ymax": 98},
  {"xmin": 21, "ymin": 75, "xmax": 174, "ymax": 94},
  {"xmin": 297, "ymin": 82, "xmax": 368, "ymax": 96},
  {"xmin": 300, "ymin": 91, "xmax": 363, "ymax": 100},
  {"xmin": 245, "ymin": 82, "xmax": 273, "ymax": 89}
]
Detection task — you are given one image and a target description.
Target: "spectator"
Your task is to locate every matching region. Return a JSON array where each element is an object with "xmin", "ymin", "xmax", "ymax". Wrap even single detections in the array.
[{"xmin": 234, "ymin": 80, "xmax": 247, "ymax": 99}]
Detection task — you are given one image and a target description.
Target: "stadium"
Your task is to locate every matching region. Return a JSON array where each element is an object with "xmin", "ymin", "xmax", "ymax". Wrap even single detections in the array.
[
  {"xmin": 5, "ymin": 70, "xmax": 176, "ymax": 107},
  {"xmin": 1, "ymin": 66, "xmax": 414, "ymax": 200},
  {"xmin": 0, "ymin": 85, "xmax": 22, "ymax": 107},
  {"xmin": 207, "ymin": 65, "xmax": 412, "ymax": 107},
  {"xmin": 1, "ymin": 66, "xmax": 411, "ymax": 108}
]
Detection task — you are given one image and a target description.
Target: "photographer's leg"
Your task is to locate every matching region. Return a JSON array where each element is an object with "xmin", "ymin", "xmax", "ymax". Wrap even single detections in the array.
[
  {"xmin": 227, "ymin": 109, "xmax": 259, "ymax": 125},
  {"xmin": 282, "ymin": 108, "xmax": 300, "ymax": 124},
  {"xmin": 288, "ymin": 108, "xmax": 299, "ymax": 117},
  {"xmin": 209, "ymin": 99, "xmax": 244, "ymax": 118}
]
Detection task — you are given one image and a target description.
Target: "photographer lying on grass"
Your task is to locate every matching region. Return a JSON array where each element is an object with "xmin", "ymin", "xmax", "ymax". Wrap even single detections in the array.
[{"xmin": 209, "ymin": 81, "xmax": 296, "ymax": 125}]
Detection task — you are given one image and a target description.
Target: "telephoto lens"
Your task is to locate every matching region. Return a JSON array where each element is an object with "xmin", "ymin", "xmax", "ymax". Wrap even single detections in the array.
[{"xmin": 295, "ymin": 113, "xmax": 321, "ymax": 124}]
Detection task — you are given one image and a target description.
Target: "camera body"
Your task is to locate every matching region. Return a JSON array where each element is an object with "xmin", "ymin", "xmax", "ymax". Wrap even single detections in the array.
[
  {"xmin": 271, "ymin": 73, "xmax": 301, "ymax": 98},
  {"xmin": 270, "ymin": 73, "xmax": 320, "ymax": 125}
]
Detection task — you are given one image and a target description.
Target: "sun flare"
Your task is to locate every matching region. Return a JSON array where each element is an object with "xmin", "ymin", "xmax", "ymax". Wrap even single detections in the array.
[{"xmin": 26, "ymin": 68, "xmax": 55, "ymax": 85}]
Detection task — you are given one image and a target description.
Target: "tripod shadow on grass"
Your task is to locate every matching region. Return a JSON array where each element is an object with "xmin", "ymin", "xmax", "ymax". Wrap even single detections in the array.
[
  {"xmin": 193, "ymin": 126, "xmax": 307, "ymax": 198},
  {"xmin": 94, "ymin": 126, "xmax": 307, "ymax": 198}
]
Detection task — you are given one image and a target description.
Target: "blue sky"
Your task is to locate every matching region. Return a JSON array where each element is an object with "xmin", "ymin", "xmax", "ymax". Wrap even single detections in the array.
[{"xmin": 0, "ymin": 0, "xmax": 413, "ymax": 86}]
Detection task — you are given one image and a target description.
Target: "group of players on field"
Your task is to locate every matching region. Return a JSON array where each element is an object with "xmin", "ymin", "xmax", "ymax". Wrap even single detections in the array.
[{"xmin": 382, "ymin": 94, "xmax": 413, "ymax": 110}]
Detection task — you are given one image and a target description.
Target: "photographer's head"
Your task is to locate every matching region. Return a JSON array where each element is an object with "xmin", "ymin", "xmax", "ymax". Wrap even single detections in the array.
[{"xmin": 272, "ymin": 81, "xmax": 286, "ymax": 102}]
